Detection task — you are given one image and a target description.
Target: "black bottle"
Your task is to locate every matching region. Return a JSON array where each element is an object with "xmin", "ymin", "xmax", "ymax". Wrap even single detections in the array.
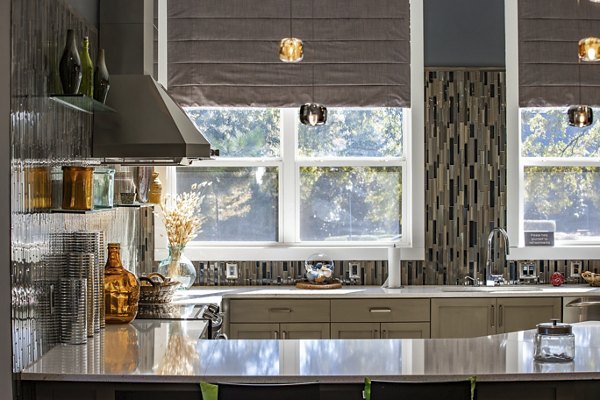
[{"xmin": 59, "ymin": 29, "xmax": 82, "ymax": 95}]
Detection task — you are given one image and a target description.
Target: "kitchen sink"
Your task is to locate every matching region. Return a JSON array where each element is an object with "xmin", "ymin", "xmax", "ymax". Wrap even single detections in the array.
[{"xmin": 440, "ymin": 286, "xmax": 542, "ymax": 292}]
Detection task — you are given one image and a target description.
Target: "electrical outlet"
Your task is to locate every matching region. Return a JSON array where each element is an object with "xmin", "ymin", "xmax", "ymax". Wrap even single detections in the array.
[
  {"xmin": 349, "ymin": 262, "xmax": 360, "ymax": 278},
  {"xmin": 570, "ymin": 261, "xmax": 581, "ymax": 278},
  {"xmin": 518, "ymin": 261, "xmax": 537, "ymax": 280},
  {"xmin": 226, "ymin": 263, "xmax": 238, "ymax": 279}
]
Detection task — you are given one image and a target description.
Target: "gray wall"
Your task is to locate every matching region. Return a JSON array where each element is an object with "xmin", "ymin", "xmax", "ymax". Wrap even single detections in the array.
[
  {"xmin": 424, "ymin": 0, "xmax": 505, "ymax": 67},
  {"xmin": 2, "ymin": 0, "xmax": 13, "ymax": 398},
  {"xmin": 64, "ymin": 0, "xmax": 99, "ymax": 28}
]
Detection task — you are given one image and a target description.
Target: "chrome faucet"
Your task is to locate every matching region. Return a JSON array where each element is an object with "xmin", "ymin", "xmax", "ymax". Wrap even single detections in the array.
[{"xmin": 486, "ymin": 227, "xmax": 510, "ymax": 286}]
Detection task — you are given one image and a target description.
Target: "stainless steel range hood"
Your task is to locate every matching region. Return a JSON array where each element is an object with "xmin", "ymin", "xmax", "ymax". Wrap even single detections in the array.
[
  {"xmin": 93, "ymin": 0, "xmax": 214, "ymax": 165},
  {"xmin": 93, "ymin": 75, "xmax": 213, "ymax": 165}
]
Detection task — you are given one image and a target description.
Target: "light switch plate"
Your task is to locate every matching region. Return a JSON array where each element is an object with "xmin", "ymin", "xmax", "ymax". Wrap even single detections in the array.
[
  {"xmin": 349, "ymin": 262, "xmax": 360, "ymax": 278},
  {"xmin": 570, "ymin": 261, "xmax": 581, "ymax": 278},
  {"xmin": 226, "ymin": 263, "xmax": 238, "ymax": 279}
]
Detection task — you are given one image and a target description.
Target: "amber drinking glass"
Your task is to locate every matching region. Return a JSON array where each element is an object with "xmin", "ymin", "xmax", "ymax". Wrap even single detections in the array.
[
  {"xmin": 24, "ymin": 166, "xmax": 52, "ymax": 210},
  {"xmin": 104, "ymin": 243, "xmax": 140, "ymax": 324},
  {"xmin": 62, "ymin": 166, "xmax": 94, "ymax": 210}
]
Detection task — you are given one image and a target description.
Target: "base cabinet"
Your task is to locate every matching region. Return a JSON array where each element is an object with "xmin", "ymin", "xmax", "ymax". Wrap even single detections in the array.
[
  {"xmin": 230, "ymin": 323, "xmax": 330, "ymax": 339},
  {"xmin": 331, "ymin": 322, "xmax": 430, "ymax": 339},
  {"xmin": 431, "ymin": 297, "xmax": 562, "ymax": 338}
]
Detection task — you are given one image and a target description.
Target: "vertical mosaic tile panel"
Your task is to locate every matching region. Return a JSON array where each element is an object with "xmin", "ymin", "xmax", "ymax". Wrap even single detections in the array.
[
  {"xmin": 10, "ymin": 0, "xmax": 147, "ymax": 372},
  {"xmin": 420, "ymin": 69, "xmax": 507, "ymax": 285}
]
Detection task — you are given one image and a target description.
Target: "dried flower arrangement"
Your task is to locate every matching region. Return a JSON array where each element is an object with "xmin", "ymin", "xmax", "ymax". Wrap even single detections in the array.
[
  {"xmin": 158, "ymin": 182, "xmax": 210, "ymax": 248},
  {"xmin": 157, "ymin": 182, "xmax": 210, "ymax": 279}
]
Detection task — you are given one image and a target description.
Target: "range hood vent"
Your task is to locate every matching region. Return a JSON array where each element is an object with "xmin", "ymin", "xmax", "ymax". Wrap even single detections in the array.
[
  {"xmin": 93, "ymin": 75, "xmax": 214, "ymax": 165},
  {"xmin": 94, "ymin": 0, "xmax": 215, "ymax": 165}
]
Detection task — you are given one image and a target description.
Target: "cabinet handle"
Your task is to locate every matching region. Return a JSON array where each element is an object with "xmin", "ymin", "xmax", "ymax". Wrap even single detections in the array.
[
  {"xmin": 382, "ymin": 329, "xmax": 388, "ymax": 338},
  {"xmin": 369, "ymin": 307, "xmax": 392, "ymax": 313},
  {"xmin": 269, "ymin": 308, "xmax": 292, "ymax": 313},
  {"xmin": 490, "ymin": 305, "xmax": 495, "ymax": 328},
  {"xmin": 273, "ymin": 331, "xmax": 279, "ymax": 339},
  {"xmin": 498, "ymin": 305, "xmax": 503, "ymax": 329},
  {"xmin": 282, "ymin": 330, "xmax": 287, "ymax": 340}
]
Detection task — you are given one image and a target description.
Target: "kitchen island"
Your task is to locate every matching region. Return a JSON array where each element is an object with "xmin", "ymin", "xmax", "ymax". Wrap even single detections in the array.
[{"xmin": 19, "ymin": 320, "xmax": 600, "ymax": 400}]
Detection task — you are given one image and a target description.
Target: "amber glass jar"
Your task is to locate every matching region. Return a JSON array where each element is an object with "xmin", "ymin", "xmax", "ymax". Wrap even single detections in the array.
[
  {"xmin": 104, "ymin": 243, "xmax": 140, "ymax": 324},
  {"xmin": 62, "ymin": 166, "xmax": 94, "ymax": 210}
]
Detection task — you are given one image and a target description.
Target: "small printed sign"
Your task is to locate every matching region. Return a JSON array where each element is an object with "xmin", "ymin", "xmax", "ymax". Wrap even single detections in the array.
[{"xmin": 524, "ymin": 231, "xmax": 554, "ymax": 246}]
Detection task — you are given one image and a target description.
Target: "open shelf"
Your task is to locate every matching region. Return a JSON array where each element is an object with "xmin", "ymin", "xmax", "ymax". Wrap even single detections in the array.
[
  {"xmin": 49, "ymin": 94, "xmax": 115, "ymax": 113},
  {"xmin": 48, "ymin": 203, "xmax": 155, "ymax": 214}
]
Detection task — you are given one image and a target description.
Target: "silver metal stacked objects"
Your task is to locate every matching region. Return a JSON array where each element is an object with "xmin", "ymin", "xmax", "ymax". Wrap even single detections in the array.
[
  {"xmin": 40, "ymin": 253, "xmax": 64, "ymax": 346},
  {"xmin": 57, "ymin": 280, "xmax": 86, "ymax": 344},
  {"xmin": 50, "ymin": 232, "xmax": 106, "ymax": 344},
  {"xmin": 50, "ymin": 232, "xmax": 106, "ymax": 336}
]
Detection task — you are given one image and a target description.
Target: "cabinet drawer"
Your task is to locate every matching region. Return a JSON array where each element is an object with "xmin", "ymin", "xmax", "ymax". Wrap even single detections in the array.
[
  {"xmin": 229, "ymin": 299, "xmax": 330, "ymax": 323},
  {"xmin": 331, "ymin": 298, "xmax": 430, "ymax": 322}
]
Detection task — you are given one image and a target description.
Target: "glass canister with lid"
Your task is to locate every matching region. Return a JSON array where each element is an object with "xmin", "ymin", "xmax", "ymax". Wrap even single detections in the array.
[{"xmin": 534, "ymin": 319, "xmax": 575, "ymax": 362}]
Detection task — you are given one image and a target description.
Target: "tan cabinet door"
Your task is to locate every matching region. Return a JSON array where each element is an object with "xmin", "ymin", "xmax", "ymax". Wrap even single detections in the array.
[
  {"xmin": 496, "ymin": 297, "xmax": 561, "ymax": 334},
  {"xmin": 431, "ymin": 298, "xmax": 496, "ymax": 338},
  {"xmin": 280, "ymin": 323, "xmax": 330, "ymax": 339},
  {"xmin": 381, "ymin": 322, "xmax": 431, "ymax": 339},
  {"xmin": 331, "ymin": 322, "xmax": 381, "ymax": 339},
  {"xmin": 229, "ymin": 323, "xmax": 280, "ymax": 339}
]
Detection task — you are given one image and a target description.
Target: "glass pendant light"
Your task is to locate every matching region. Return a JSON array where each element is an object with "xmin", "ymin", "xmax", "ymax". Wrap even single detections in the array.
[
  {"xmin": 279, "ymin": 0, "xmax": 303, "ymax": 62},
  {"xmin": 578, "ymin": 37, "xmax": 600, "ymax": 62},
  {"xmin": 300, "ymin": 103, "xmax": 327, "ymax": 126},
  {"xmin": 568, "ymin": 105, "xmax": 593, "ymax": 127}
]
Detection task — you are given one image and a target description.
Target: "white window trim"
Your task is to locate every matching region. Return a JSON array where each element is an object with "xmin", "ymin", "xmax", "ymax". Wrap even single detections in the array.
[
  {"xmin": 154, "ymin": 0, "xmax": 425, "ymax": 262},
  {"xmin": 505, "ymin": 0, "xmax": 600, "ymax": 259}
]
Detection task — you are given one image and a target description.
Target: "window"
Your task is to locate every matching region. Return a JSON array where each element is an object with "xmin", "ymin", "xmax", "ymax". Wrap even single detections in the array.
[
  {"xmin": 505, "ymin": 0, "xmax": 600, "ymax": 259},
  {"xmin": 163, "ymin": 107, "xmax": 410, "ymax": 258},
  {"xmin": 520, "ymin": 108, "xmax": 600, "ymax": 244}
]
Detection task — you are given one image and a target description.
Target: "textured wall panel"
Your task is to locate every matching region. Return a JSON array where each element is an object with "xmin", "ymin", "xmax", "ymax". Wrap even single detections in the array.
[{"xmin": 10, "ymin": 0, "xmax": 146, "ymax": 372}]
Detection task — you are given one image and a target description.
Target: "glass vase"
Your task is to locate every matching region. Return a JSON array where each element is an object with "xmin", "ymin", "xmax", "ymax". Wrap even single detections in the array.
[{"xmin": 158, "ymin": 245, "xmax": 196, "ymax": 290}]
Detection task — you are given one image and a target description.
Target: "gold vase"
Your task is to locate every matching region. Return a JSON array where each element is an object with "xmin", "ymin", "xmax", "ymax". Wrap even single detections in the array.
[
  {"xmin": 104, "ymin": 243, "xmax": 140, "ymax": 324},
  {"xmin": 148, "ymin": 171, "xmax": 162, "ymax": 204}
]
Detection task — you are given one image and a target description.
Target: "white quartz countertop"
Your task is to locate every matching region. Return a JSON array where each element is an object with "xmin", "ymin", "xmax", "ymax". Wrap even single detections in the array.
[
  {"xmin": 218, "ymin": 284, "xmax": 600, "ymax": 299},
  {"xmin": 20, "ymin": 321, "xmax": 600, "ymax": 383}
]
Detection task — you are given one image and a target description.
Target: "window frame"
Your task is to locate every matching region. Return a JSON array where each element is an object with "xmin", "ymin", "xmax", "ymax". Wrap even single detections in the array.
[
  {"xmin": 154, "ymin": 0, "xmax": 425, "ymax": 262},
  {"xmin": 506, "ymin": 0, "xmax": 600, "ymax": 259}
]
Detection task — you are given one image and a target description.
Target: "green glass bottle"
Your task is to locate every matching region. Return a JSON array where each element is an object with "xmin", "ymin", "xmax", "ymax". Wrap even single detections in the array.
[{"xmin": 79, "ymin": 36, "xmax": 93, "ymax": 97}]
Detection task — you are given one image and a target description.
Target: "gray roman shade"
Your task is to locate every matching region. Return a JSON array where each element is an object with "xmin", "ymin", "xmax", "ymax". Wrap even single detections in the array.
[
  {"xmin": 167, "ymin": 0, "xmax": 410, "ymax": 108},
  {"xmin": 519, "ymin": 0, "xmax": 600, "ymax": 107}
]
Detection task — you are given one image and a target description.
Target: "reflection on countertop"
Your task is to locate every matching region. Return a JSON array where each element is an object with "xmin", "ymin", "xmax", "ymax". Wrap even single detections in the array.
[{"xmin": 20, "ymin": 321, "xmax": 600, "ymax": 383}]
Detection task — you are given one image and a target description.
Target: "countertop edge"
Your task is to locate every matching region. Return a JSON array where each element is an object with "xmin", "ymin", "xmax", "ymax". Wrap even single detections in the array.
[{"xmin": 19, "ymin": 372, "xmax": 600, "ymax": 384}]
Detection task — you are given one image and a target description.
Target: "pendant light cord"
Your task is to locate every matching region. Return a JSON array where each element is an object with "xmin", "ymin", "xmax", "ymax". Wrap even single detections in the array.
[
  {"xmin": 577, "ymin": 0, "xmax": 582, "ymax": 105},
  {"xmin": 289, "ymin": 0, "xmax": 293, "ymax": 37},
  {"xmin": 311, "ymin": 0, "xmax": 315, "ymax": 102}
]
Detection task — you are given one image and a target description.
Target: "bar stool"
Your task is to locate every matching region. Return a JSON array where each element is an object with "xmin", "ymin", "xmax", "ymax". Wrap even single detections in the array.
[
  {"xmin": 365, "ymin": 379, "xmax": 475, "ymax": 400},
  {"xmin": 201, "ymin": 381, "xmax": 321, "ymax": 400}
]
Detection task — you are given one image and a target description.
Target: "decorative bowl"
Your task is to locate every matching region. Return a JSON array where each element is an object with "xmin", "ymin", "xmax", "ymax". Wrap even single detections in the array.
[
  {"xmin": 304, "ymin": 253, "xmax": 335, "ymax": 284},
  {"xmin": 581, "ymin": 271, "xmax": 600, "ymax": 287}
]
